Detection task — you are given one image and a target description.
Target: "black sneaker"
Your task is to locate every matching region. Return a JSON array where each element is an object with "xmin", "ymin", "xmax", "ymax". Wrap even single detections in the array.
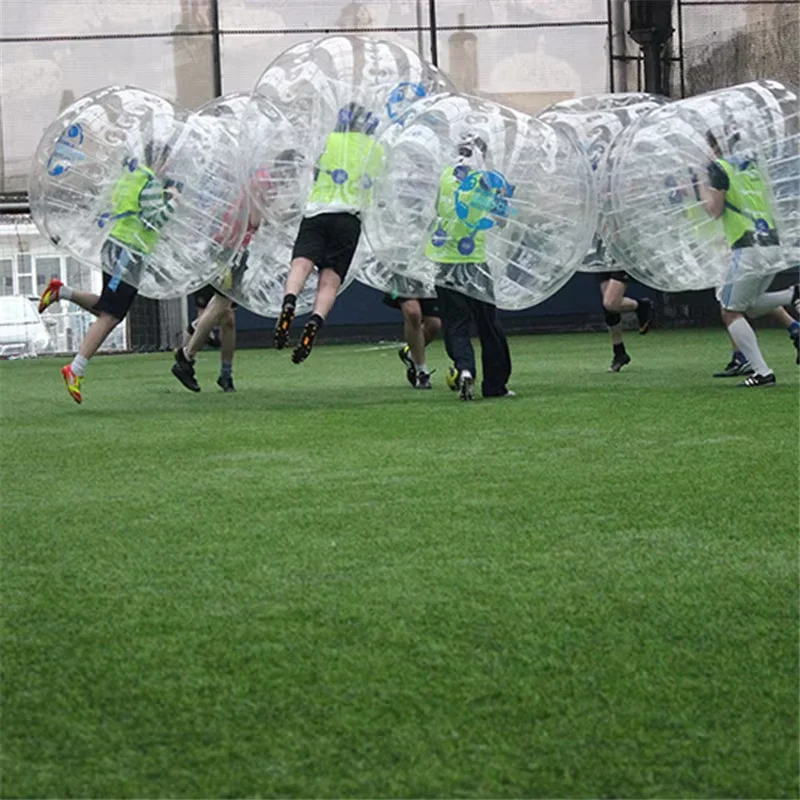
[
  {"xmin": 291, "ymin": 320, "xmax": 319, "ymax": 364},
  {"xmin": 737, "ymin": 372, "xmax": 776, "ymax": 388},
  {"xmin": 608, "ymin": 353, "xmax": 631, "ymax": 372},
  {"xmin": 415, "ymin": 370, "xmax": 432, "ymax": 390},
  {"xmin": 172, "ymin": 349, "xmax": 200, "ymax": 392},
  {"xmin": 399, "ymin": 345, "xmax": 416, "ymax": 386},
  {"xmin": 713, "ymin": 358, "xmax": 753, "ymax": 378},
  {"xmin": 217, "ymin": 375, "xmax": 236, "ymax": 393},
  {"xmin": 636, "ymin": 298, "xmax": 652, "ymax": 334},
  {"xmin": 274, "ymin": 303, "xmax": 295, "ymax": 350}
]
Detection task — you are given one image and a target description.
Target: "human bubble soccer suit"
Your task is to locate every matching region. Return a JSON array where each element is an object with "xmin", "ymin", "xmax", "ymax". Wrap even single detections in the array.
[
  {"xmin": 30, "ymin": 85, "xmax": 248, "ymax": 300},
  {"xmin": 538, "ymin": 92, "xmax": 670, "ymax": 272},
  {"xmin": 362, "ymin": 92, "xmax": 597, "ymax": 311},
  {"xmin": 238, "ymin": 34, "xmax": 454, "ymax": 317},
  {"xmin": 602, "ymin": 80, "xmax": 799, "ymax": 293}
]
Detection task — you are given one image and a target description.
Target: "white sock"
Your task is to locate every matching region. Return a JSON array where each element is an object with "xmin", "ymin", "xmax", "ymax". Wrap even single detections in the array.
[
  {"xmin": 747, "ymin": 289, "xmax": 793, "ymax": 318},
  {"xmin": 415, "ymin": 361, "xmax": 428, "ymax": 374},
  {"xmin": 59, "ymin": 285, "xmax": 73, "ymax": 302},
  {"xmin": 182, "ymin": 346, "xmax": 195, "ymax": 363},
  {"xmin": 727, "ymin": 317, "xmax": 771, "ymax": 375},
  {"xmin": 71, "ymin": 354, "xmax": 89, "ymax": 376}
]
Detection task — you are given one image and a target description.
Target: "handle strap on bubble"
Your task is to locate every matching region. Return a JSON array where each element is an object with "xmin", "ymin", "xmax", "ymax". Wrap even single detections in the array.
[
  {"xmin": 723, "ymin": 200, "xmax": 772, "ymax": 233},
  {"xmin": 97, "ymin": 211, "xmax": 137, "ymax": 229}
]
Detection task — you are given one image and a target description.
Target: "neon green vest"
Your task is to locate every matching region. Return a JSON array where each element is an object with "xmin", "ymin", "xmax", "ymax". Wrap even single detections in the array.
[
  {"xmin": 109, "ymin": 166, "xmax": 161, "ymax": 254},
  {"xmin": 424, "ymin": 168, "xmax": 487, "ymax": 263},
  {"xmin": 308, "ymin": 132, "xmax": 381, "ymax": 208},
  {"xmin": 716, "ymin": 158, "xmax": 775, "ymax": 247}
]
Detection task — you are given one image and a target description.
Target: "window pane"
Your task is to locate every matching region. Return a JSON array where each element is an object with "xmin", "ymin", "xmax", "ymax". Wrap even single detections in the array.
[
  {"xmin": 220, "ymin": 0, "xmax": 426, "ymax": 32},
  {"xmin": 1, "ymin": 0, "xmax": 211, "ymax": 38},
  {"xmin": 435, "ymin": 0, "xmax": 608, "ymax": 27},
  {"xmin": 437, "ymin": 24, "xmax": 609, "ymax": 111},
  {"xmin": 18, "ymin": 276, "xmax": 33, "ymax": 296},
  {"xmin": 0, "ymin": 260, "xmax": 13, "ymax": 296},
  {"xmin": 66, "ymin": 258, "xmax": 94, "ymax": 291},
  {"xmin": 36, "ymin": 257, "xmax": 61, "ymax": 291},
  {"xmin": 221, "ymin": 29, "xmax": 430, "ymax": 93},
  {"xmin": 17, "ymin": 254, "xmax": 32, "ymax": 275},
  {"xmin": 2, "ymin": 36, "xmax": 214, "ymax": 193}
]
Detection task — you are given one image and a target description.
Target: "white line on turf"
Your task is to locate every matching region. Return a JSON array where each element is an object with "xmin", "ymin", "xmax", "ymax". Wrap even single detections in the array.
[{"xmin": 352, "ymin": 343, "xmax": 403, "ymax": 352}]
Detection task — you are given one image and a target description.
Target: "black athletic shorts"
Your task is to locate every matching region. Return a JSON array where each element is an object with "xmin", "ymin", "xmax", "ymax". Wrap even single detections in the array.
[
  {"xmin": 595, "ymin": 270, "xmax": 629, "ymax": 284},
  {"xmin": 291, "ymin": 212, "xmax": 361, "ymax": 281},
  {"xmin": 193, "ymin": 285, "xmax": 238, "ymax": 310},
  {"xmin": 95, "ymin": 240, "xmax": 139, "ymax": 320},
  {"xmin": 381, "ymin": 293, "xmax": 440, "ymax": 318}
]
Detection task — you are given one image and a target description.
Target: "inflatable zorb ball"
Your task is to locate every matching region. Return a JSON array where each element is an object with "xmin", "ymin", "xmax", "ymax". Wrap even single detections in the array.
[
  {"xmin": 358, "ymin": 257, "xmax": 438, "ymax": 300},
  {"xmin": 362, "ymin": 93, "xmax": 597, "ymax": 310},
  {"xmin": 604, "ymin": 80, "xmax": 799, "ymax": 292},
  {"xmin": 237, "ymin": 35, "xmax": 453, "ymax": 317},
  {"xmin": 30, "ymin": 86, "xmax": 248, "ymax": 299},
  {"xmin": 193, "ymin": 92, "xmax": 288, "ymax": 317},
  {"xmin": 539, "ymin": 92, "xmax": 669, "ymax": 271}
]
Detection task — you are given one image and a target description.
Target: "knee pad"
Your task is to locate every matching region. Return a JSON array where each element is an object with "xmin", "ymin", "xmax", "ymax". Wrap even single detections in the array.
[{"xmin": 605, "ymin": 310, "xmax": 621, "ymax": 327}]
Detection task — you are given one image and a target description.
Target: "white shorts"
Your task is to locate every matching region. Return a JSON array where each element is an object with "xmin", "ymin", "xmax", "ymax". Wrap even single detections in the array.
[{"xmin": 716, "ymin": 246, "xmax": 783, "ymax": 312}]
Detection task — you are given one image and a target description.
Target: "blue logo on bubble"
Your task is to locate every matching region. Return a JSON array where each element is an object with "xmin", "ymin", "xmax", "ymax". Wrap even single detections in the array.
[
  {"xmin": 452, "ymin": 169, "xmax": 515, "ymax": 255},
  {"xmin": 431, "ymin": 227, "xmax": 447, "ymax": 248},
  {"xmin": 386, "ymin": 82, "xmax": 427, "ymax": 125},
  {"xmin": 47, "ymin": 123, "xmax": 85, "ymax": 177}
]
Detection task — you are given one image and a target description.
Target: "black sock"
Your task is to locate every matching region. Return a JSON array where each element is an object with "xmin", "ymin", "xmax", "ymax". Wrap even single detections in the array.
[
  {"xmin": 309, "ymin": 313, "xmax": 324, "ymax": 328},
  {"xmin": 613, "ymin": 343, "xmax": 626, "ymax": 358},
  {"xmin": 282, "ymin": 293, "xmax": 297, "ymax": 309}
]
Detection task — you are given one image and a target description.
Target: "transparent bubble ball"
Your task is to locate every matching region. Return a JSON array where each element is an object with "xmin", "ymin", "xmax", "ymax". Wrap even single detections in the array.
[
  {"xmin": 604, "ymin": 80, "xmax": 799, "ymax": 292},
  {"xmin": 539, "ymin": 92, "xmax": 670, "ymax": 271},
  {"xmin": 362, "ymin": 93, "xmax": 597, "ymax": 310},
  {"xmin": 235, "ymin": 35, "xmax": 453, "ymax": 317},
  {"xmin": 29, "ymin": 86, "xmax": 248, "ymax": 299}
]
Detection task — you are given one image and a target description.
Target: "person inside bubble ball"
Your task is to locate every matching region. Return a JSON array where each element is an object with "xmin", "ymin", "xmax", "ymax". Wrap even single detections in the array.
[
  {"xmin": 39, "ymin": 140, "xmax": 179, "ymax": 404},
  {"xmin": 586, "ymin": 240, "xmax": 652, "ymax": 373},
  {"xmin": 171, "ymin": 205, "xmax": 261, "ymax": 394},
  {"xmin": 383, "ymin": 289, "xmax": 441, "ymax": 390},
  {"xmin": 696, "ymin": 130, "xmax": 799, "ymax": 387},
  {"xmin": 274, "ymin": 103, "xmax": 382, "ymax": 364},
  {"xmin": 173, "ymin": 150, "xmax": 302, "ymax": 392},
  {"xmin": 426, "ymin": 133, "xmax": 513, "ymax": 401}
]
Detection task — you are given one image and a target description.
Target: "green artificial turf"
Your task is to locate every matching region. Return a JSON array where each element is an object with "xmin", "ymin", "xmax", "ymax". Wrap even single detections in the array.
[{"xmin": 1, "ymin": 328, "xmax": 798, "ymax": 798}]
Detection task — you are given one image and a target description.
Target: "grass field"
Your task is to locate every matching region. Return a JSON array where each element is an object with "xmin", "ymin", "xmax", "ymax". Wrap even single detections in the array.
[{"xmin": 1, "ymin": 328, "xmax": 798, "ymax": 799}]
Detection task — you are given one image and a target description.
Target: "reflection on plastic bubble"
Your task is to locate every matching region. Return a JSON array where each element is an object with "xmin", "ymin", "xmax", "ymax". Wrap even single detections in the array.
[
  {"xmin": 29, "ymin": 86, "xmax": 248, "ymax": 299},
  {"xmin": 604, "ymin": 80, "xmax": 799, "ymax": 292},
  {"xmin": 357, "ymin": 255, "xmax": 438, "ymax": 300},
  {"xmin": 363, "ymin": 93, "xmax": 596, "ymax": 310},
  {"xmin": 539, "ymin": 92, "xmax": 669, "ymax": 272},
  {"xmin": 236, "ymin": 35, "xmax": 453, "ymax": 317}
]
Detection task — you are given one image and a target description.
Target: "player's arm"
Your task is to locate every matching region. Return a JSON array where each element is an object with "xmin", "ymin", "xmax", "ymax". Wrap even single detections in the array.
[
  {"xmin": 139, "ymin": 175, "xmax": 178, "ymax": 229},
  {"xmin": 697, "ymin": 161, "xmax": 727, "ymax": 219}
]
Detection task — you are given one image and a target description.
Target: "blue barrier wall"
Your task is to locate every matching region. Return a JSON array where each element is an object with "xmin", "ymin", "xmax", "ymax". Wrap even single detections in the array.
[{"xmin": 229, "ymin": 271, "xmax": 654, "ymax": 333}]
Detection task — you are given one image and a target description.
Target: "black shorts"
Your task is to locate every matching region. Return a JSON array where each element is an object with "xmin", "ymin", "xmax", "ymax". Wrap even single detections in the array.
[
  {"xmin": 382, "ymin": 293, "xmax": 440, "ymax": 318},
  {"xmin": 95, "ymin": 240, "xmax": 140, "ymax": 320},
  {"xmin": 595, "ymin": 270, "xmax": 629, "ymax": 284},
  {"xmin": 193, "ymin": 285, "xmax": 237, "ymax": 310},
  {"xmin": 291, "ymin": 212, "xmax": 361, "ymax": 281}
]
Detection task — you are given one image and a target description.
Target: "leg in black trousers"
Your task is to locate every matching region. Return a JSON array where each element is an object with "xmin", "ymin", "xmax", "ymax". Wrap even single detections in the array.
[
  {"xmin": 436, "ymin": 286, "xmax": 476, "ymax": 377},
  {"xmin": 472, "ymin": 298, "xmax": 512, "ymax": 396}
]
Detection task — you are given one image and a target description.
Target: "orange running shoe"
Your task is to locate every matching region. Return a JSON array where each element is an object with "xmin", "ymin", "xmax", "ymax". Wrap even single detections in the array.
[
  {"xmin": 38, "ymin": 278, "xmax": 63, "ymax": 313},
  {"xmin": 61, "ymin": 364, "xmax": 83, "ymax": 404}
]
